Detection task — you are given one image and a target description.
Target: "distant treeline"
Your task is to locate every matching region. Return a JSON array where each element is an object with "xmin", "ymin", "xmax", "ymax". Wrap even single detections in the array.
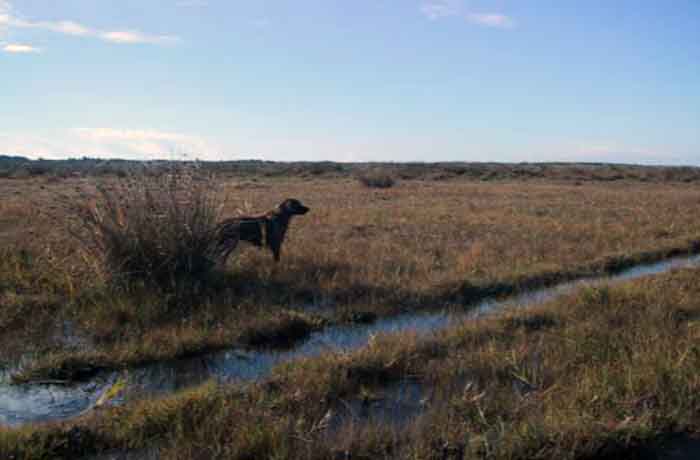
[{"xmin": 1, "ymin": 155, "xmax": 699, "ymax": 183}]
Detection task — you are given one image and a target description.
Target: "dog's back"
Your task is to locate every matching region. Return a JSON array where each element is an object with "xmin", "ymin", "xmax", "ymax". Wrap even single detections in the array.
[{"xmin": 236, "ymin": 217, "xmax": 265, "ymax": 247}]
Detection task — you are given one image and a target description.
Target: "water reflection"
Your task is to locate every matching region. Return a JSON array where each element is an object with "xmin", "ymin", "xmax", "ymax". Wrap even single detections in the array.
[{"xmin": 2, "ymin": 254, "xmax": 699, "ymax": 427}]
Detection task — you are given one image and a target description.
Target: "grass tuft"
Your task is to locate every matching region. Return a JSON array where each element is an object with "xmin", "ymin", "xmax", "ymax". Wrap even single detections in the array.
[{"xmin": 59, "ymin": 164, "xmax": 226, "ymax": 290}]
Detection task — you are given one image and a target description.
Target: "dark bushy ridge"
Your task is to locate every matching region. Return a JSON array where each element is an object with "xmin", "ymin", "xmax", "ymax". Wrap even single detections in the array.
[{"xmin": 2, "ymin": 155, "xmax": 700, "ymax": 183}]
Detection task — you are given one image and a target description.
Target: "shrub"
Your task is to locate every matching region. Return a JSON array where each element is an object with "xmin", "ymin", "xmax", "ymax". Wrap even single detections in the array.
[
  {"xmin": 356, "ymin": 169, "xmax": 396, "ymax": 188},
  {"xmin": 62, "ymin": 164, "xmax": 227, "ymax": 289}
]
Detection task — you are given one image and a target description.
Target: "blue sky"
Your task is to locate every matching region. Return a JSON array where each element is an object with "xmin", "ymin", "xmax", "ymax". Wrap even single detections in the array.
[{"xmin": 1, "ymin": 1, "xmax": 698, "ymax": 164}]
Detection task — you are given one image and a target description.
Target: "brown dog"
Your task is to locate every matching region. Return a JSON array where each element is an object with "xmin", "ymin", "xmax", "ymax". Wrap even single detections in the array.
[{"xmin": 216, "ymin": 198, "xmax": 310, "ymax": 264}]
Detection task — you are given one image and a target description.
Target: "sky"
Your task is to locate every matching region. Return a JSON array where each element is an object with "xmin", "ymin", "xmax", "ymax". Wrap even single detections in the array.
[{"xmin": 1, "ymin": 1, "xmax": 699, "ymax": 164}]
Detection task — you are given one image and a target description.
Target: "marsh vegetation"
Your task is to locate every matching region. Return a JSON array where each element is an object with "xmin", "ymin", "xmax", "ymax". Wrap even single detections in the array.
[{"xmin": 1, "ymin": 160, "xmax": 700, "ymax": 458}]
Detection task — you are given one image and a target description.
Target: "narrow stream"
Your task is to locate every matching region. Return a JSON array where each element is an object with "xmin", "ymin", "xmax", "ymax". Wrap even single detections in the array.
[{"xmin": 2, "ymin": 254, "xmax": 699, "ymax": 427}]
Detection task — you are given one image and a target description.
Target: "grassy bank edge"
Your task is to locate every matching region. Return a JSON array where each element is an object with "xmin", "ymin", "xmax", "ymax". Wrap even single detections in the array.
[
  {"xmin": 3, "ymin": 263, "xmax": 700, "ymax": 459},
  {"xmin": 10, "ymin": 235, "xmax": 700, "ymax": 384}
]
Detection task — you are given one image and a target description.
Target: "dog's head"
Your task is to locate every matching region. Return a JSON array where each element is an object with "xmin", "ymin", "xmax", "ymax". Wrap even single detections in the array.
[{"xmin": 279, "ymin": 198, "xmax": 310, "ymax": 216}]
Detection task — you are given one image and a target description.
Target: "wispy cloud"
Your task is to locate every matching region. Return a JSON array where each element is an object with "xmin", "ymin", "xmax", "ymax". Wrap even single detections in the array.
[
  {"xmin": 466, "ymin": 13, "xmax": 515, "ymax": 29},
  {"xmin": 420, "ymin": 0, "xmax": 460, "ymax": 20},
  {"xmin": 0, "ymin": 128, "xmax": 223, "ymax": 160},
  {"xmin": 1, "ymin": 130, "xmax": 693, "ymax": 165},
  {"xmin": 73, "ymin": 128, "xmax": 219, "ymax": 159},
  {"xmin": 0, "ymin": 132, "xmax": 66, "ymax": 159},
  {"xmin": 6, "ymin": 17, "xmax": 180, "ymax": 45},
  {"xmin": 0, "ymin": 0, "xmax": 11, "ymax": 39},
  {"xmin": 6, "ymin": 17, "xmax": 90, "ymax": 36},
  {"xmin": 2, "ymin": 42, "xmax": 41, "ymax": 53},
  {"xmin": 0, "ymin": 1, "xmax": 180, "ymax": 46},
  {"xmin": 420, "ymin": 1, "xmax": 515, "ymax": 29},
  {"xmin": 99, "ymin": 30, "xmax": 179, "ymax": 45}
]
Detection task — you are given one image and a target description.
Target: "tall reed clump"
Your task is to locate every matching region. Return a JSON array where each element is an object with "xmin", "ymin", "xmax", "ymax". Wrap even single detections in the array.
[{"xmin": 62, "ymin": 164, "xmax": 228, "ymax": 290}]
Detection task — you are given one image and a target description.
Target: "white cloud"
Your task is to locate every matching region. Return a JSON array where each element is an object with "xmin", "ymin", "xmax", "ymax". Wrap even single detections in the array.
[
  {"xmin": 1, "ymin": 130, "xmax": 696, "ymax": 165},
  {"xmin": 2, "ymin": 42, "xmax": 40, "ymax": 53},
  {"xmin": 0, "ymin": 1, "xmax": 11, "ymax": 40},
  {"xmin": 466, "ymin": 13, "xmax": 515, "ymax": 29},
  {"xmin": 420, "ymin": 2, "xmax": 515, "ymax": 29},
  {"xmin": 0, "ymin": 0, "xmax": 10, "ymax": 18},
  {"xmin": 4, "ymin": 17, "xmax": 91, "ymax": 35},
  {"xmin": 0, "ymin": 132, "xmax": 73, "ymax": 159},
  {"xmin": 73, "ymin": 128, "xmax": 220, "ymax": 159},
  {"xmin": 420, "ymin": 0, "xmax": 460, "ymax": 20},
  {"xmin": 0, "ymin": 129, "xmax": 222, "ymax": 161},
  {"xmin": 99, "ymin": 30, "xmax": 179, "ymax": 45},
  {"xmin": 45, "ymin": 20, "xmax": 90, "ymax": 36},
  {"xmin": 0, "ymin": 1, "xmax": 180, "ymax": 47},
  {"xmin": 10, "ymin": 18, "xmax": 180, "ymax": 45}
]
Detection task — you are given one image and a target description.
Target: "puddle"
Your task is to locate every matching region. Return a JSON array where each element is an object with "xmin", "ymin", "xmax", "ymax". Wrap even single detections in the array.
[
  {"xmin": 109, "ymin": 313, "xmax": 453, "ymax": 407},
  {"xmin": 655, "ymin": 435, "xmax": 700, "ymax": 460},
  {"xmin": 470, "ymin": 254, "xmax": 700, "ymax": 317},
  {"xmin": 0, "ymin": 369, "xmax": 116, "ymax": 426},
  {"xmin": 2, "ymin": 254, "xmax": 700, "ymax": 427}
]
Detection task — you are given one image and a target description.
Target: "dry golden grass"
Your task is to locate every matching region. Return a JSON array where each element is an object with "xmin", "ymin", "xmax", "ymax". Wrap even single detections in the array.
[
  {"xmin": 5, "ymin": 175, "xmax": 700, "ymax": 293},
  {"xmin": 2, "ymin": 174, "xmax": 700, "ymax": 377},
  {"xmin": 224, "ymin": 178, "xmax": 700, "ymax": 294}
]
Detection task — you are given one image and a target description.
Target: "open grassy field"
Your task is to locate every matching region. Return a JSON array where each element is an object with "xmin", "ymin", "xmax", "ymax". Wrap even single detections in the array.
[
  {"xmin": 2, "ymin": 162, "xmax": 700, "ymax": 458},
  {"xmin": 2, "ymin": 164, "xmax": 700, "ymax": 381}
]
